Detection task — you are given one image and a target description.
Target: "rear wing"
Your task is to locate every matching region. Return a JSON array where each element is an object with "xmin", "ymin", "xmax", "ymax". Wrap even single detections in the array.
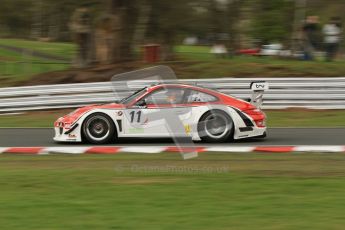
[{"xmin": 250, "ymin": 81, "xmax": 269, "ymax": 109}]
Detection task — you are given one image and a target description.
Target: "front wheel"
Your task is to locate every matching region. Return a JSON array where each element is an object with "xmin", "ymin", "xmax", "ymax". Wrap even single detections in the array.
[
  {"xmin": 82, "ymin": 113, "xmax": 116, "ymax": 144},
  {"xmin": 198, "ymin": 110, "xmax": 233, "ymax": 143}
]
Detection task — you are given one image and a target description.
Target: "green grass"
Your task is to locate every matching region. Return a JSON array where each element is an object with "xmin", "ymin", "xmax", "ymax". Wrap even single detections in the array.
[
  {"xmin": 267, "ymin": 110, "xmax": 345, "ymax": 127},
  {"xmin": 174, "ymin": 45, "xmax": 345, "ymax": 78},
  {"xmin": 0, "ymin": 47, "xmax": 69, "ymax": 86},
  {"xmin": 1, "ymin": 153, "xmax": 345, "ymax": 229},
  {"xmin": 175, "ymin": 45, "xmax": 214, "ymax": 61},
  {"xmin": 0, "ymin": 38, "xmax": 76, "ymax": 60},
  {"xmin": 0, "ymin": 47, "xmax": 26, "ymax": 60},
  {"xmin": 0, "ymin": 109, "xmax": 344, "ymax": 128},
  {"xmin": 0, "ymin": 39, "xmax": 74, "ymax": 86},
  {"xmin": 0, "ymin": 111, "xmax": 63, "ymax": 127}
]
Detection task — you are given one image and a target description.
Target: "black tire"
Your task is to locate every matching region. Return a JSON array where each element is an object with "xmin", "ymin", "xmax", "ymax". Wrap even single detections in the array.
[
  {"xmin": 82, "ymin": 113, "xmax": 116, "ymax": 144},
  {"xmin": 197, "ymin": 110, "xmax": 234, "ymax": 143}
]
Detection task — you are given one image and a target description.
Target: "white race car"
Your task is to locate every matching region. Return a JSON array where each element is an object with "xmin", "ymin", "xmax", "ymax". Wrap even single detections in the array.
[{"xmin": 54, "ymin": 82, "xmax": 268, "ymax": 144}]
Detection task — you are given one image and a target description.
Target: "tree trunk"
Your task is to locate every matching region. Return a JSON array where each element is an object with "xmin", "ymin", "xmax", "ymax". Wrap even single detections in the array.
[
  {"xmin": 227, "ymin": 0, "xmax": 242, "ymax": 56},
  {"xmin": 109, "ymin": 0, "xmax": 135, "ymax": 62},
  {"xmin": 132, "ymin": 0, "xmax": 151, "ymax": 45},
  {"xmin": 161, "ymin": 30, "xmax": 175, "ymax": 61}
]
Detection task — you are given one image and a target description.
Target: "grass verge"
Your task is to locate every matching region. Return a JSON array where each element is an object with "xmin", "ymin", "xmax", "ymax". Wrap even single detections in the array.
[
  {"xmin": 1, "ymin": 152, "xmax": 345, "ymax": 229},
  {"xmin": 0, "ymin": 38, "xmax": 75, "ymax": 60},
  {"xmin": 0, "ymin": 47, "xmax": 69, "ymax": 86},
  {"xmin": 175, "ymin": 45, "xmax": 345, "ymax": 77},
  {"xmin": 0, "ymin": 109, "xmax": 344, "ymax": 128}
]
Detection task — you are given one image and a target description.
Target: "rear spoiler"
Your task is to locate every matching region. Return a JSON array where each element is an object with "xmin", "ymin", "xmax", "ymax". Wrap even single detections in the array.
[{"xmin": 250, "ymin": 81, "xmax": 269, "ymax": 108}]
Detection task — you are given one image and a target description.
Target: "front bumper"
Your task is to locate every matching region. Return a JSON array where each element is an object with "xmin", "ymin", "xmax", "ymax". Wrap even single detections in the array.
[{"xmin": 53, "ymin": 125, "xmax": 82, "ymax": 142}]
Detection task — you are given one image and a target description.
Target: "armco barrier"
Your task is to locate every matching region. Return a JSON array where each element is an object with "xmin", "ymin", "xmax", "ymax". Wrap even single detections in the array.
[{"xmin": 0, "ymin": 77, "xmax": 345, "ymax": 112}]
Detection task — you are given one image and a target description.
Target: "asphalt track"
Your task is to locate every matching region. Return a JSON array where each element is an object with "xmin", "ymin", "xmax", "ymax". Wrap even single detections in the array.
[{"xmin": 0, "ymin": 128, "xmax": 344, "ymax": 147}]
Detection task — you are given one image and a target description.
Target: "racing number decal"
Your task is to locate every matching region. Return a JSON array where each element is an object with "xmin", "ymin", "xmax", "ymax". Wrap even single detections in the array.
[{"xmin": 130, "ymin": 110, "xmax": 142, "ymax": 123}]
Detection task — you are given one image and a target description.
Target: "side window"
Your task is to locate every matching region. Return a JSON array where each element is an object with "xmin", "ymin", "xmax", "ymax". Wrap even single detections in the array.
[
  {"xmin": 186, "ymin": 90, "xmax": 217, "ymax": 103},
  {"xmin": 144, "ymin": 88, "xmax": 185, "ymax": 105}
]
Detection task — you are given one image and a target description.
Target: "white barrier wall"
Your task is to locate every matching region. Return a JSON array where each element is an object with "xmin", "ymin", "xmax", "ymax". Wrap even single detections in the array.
[{"xmin": 0, "ymin": 77, "xmax": 345, "ymax": 112}]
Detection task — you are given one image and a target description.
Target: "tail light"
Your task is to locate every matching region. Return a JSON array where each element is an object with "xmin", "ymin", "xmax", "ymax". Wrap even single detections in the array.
[
  {"xmin": 243, "ymin": 108, "xmax": 263, "ymax": 116},
  {"xmin": 243, "ymin": 108, "xmax": 266, "ymax": 128},
  {"xmin": 254, "ymin": 119, "xmax": 266, "ymax": 127}
]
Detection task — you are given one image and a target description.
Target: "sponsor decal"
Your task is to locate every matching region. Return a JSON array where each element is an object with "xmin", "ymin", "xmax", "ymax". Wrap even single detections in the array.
[
  {"xmin": 68, "ymin": 134, "xmax": 77, "ymax": 139},
  {"xmin": 250, "ymin": 81, "xmax": 269, "ymax": 91},
  {"xmin": 184, "ymin": 124, "xmax": 191, "ymax": 135},
  {"xmin": 128, "ymin": 128, "xmax": 145, "ymax": 133}
]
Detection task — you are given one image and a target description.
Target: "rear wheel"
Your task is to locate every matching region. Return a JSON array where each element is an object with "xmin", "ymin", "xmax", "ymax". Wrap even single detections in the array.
[
  {"xmin": 82, "ymin": 113, "xmax": 116, "ymax": 144},
  {"xmin": 198, "ymin": 110, "xmax": 233, "ymax": 143}
]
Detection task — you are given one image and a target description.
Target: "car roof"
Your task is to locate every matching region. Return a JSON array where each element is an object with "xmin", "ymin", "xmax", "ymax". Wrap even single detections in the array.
[
  {"xmin": 148, "ymin": 83, "xmax": 211, "ymax": 92},
  {"xmin": 147, "ymin": 83, "xmax": 228, "ymax": 100}
]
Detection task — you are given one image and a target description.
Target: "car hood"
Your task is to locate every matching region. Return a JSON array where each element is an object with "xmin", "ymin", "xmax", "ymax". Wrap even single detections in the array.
[{"xmin": 57, "ymin": 103, "xmax": 125, "ymax": 124}]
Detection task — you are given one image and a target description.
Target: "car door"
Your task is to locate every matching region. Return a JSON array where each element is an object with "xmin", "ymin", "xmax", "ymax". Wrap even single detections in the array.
[{"xmin": 123, "ymin": 87, "xmax": 192, "ymax": 137}]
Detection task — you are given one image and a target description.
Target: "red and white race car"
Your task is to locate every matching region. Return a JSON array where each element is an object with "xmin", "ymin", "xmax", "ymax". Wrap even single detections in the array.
[{"xmin": 54, "ymin": 82, "xmax": 268, "ymax": 144}]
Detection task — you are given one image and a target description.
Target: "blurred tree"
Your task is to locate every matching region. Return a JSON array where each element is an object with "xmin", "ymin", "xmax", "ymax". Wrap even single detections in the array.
[
  {"xmin": 108, "ymin": 0, "xmax": 138, "ymax": 62},
  {"xmin": 0, "ymin": 0, "xmax": 33, "ymax": 37},
  {"xmin": 69, "ymin": 4, "xmax": 93, "ymax": 67},
  {"xmin": 250, "ymin": 0, "xmax": 294, "ymax": 45},
  {"xmin": 226, "ymin": 0, "xmax": 242, "ymax": 55},
  {"xmin": 145, "ymin": 0, "xmax": 207, "ymax": 60},
  {"xmin": 132, "ymin": 0, "xmax": 151, "ymax": 46},
  {"xmin": 94, "ymin": 15, "xmax": 115, "ymax": 64},
  {"xmin": 0, "ymin": 0, "xmax": 343, "ymax": 61},
  {"xmin": 208, "ymin": 0, "xmax": 226, "ymax": 39}
]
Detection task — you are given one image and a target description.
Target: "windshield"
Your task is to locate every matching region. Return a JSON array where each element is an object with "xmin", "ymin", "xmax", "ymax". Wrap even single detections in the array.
[{"xmin": 119, "ymin": 87, "xmax": 147, "ymax": 104}]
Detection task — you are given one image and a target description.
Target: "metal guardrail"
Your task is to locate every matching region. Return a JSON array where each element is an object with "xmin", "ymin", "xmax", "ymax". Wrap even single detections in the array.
[{"xmin": 0, "ymin": 77, "xmax": 345, "ymax": 112}]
